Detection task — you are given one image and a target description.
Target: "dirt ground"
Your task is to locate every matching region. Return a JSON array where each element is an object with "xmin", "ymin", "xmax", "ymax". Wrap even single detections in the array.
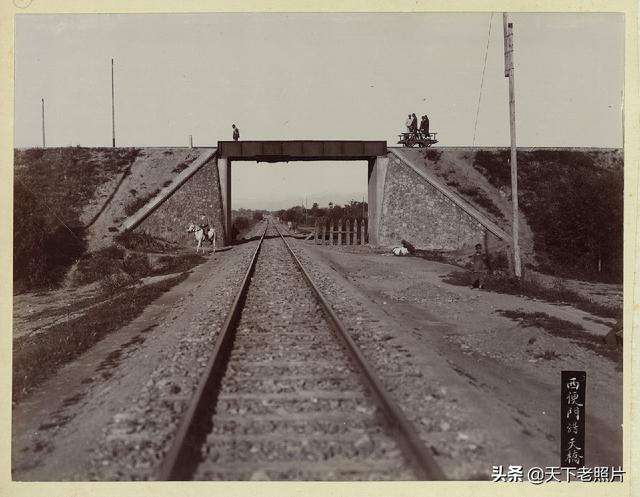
[
  {"xmin": 13, "ymin": 283, "xmax": 103, "ymax": 341},
  {"xmin": 12, "ymin": 242, "xmax": 254, "ymax": 480},
  {"xmin": 11, "ymin": 237, "xmax": 623, "ymax": 480},
  {"xmin": 300, "ymin": 244, "xmax": 622, "ymax": 471}
]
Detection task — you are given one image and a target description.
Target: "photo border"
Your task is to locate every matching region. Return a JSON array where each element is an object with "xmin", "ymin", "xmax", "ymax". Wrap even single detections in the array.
[{"xmin": 1, "ymin": 1, "xmax": 637, "ymax": 496}]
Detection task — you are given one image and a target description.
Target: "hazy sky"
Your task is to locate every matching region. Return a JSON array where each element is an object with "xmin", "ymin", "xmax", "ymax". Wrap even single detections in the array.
[{"xmin": 14, "ymin": 13, "xmax": 624, "ymax": 208}]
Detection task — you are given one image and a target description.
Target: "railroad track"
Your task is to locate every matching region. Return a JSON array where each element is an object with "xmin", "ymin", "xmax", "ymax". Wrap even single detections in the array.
[{"xmin": 156, "ymin": 221, "xmax": 445, "ymax": 480}]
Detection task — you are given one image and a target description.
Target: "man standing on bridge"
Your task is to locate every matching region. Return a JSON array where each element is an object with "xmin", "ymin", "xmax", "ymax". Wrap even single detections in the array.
[
  {"xmin": 405, "ymin": 114, "xmax": 412, "ymax": 133},
  {"xmin": 232, "ymin": 124, "xmax": 240, "ymax": 141},
  {"xmin": 410, "ymin": 113, "xmax": 418, "ymax": 134},
  {"xmin": 420, "ymin": 114, "xmax": 430, "ymax": 136}
]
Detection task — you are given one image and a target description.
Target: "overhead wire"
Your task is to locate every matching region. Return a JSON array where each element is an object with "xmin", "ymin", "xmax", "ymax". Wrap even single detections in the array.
[{"xmin": 472, "ymin": 12, "xmax": 494, "ymax": 147}]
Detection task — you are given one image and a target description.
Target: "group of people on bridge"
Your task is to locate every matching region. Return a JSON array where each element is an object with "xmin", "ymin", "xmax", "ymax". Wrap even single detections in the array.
[{"xmin": 405, "ymin": 112, "xmax": 429, "ymax": 137}]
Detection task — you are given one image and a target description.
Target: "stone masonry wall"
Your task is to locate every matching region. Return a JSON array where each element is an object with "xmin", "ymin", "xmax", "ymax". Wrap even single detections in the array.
[
  {"xmin": 134, "ymin": 159, "xmax": 224, "ymax": 247},
  {"xmin": 379, "ymin": 154, "xmax": 498, "ymax": 250}
]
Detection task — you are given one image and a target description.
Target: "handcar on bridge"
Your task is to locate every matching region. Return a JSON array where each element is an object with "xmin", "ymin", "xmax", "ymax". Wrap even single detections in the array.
[{"xmin": 397, "ymin": 131, "xmax": 438, "ymax": 148}]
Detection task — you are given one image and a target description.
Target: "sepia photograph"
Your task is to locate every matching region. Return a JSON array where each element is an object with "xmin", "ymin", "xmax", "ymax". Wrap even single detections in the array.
[{"xmin": 2, "ymin": 3, "xmax": 636, "ymax": 494}]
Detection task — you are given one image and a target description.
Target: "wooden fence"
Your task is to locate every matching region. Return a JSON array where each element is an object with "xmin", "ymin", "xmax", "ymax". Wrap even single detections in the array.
[{"xmin": 313, "ymin": 217, "xmax": 368, "ymax": 245}]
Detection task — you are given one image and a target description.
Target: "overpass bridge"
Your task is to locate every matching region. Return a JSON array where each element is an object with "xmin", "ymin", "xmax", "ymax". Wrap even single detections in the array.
[
  {"xmin": 122, "ymin": 140, "xmax": 512, "ymax": 256},
  {"xmin": 215, "ymin": 140, "xmax": 388, "ymax": 245}
]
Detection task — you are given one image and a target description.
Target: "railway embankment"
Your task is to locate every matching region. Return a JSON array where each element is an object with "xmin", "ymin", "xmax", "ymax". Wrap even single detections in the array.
[
  {"xmin": 12, "ymin": 147, "xmax": 231, "ymax": 407},
  {"xmin": 394, "ymin": 147, "xmax": 623, "ymax": 285},
  {"xmin": 14, "ymin": 147, "xmax": 213, "ymax": 294}
]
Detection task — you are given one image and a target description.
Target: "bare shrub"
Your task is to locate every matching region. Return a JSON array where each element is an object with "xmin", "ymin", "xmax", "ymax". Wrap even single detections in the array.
[{"xmin": 99, "ymin": 273, "xmax": 134, "ymax": 295}]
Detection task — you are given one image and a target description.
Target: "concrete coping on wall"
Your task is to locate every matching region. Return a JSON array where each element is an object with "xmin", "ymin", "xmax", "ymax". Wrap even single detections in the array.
[
  {"xmin": 388, "ymin": 148, "xmax": 512, "ymax": 243},
  {"xmin": 120, "ymin": 148, "xmax": 218, "ymax": 232}
]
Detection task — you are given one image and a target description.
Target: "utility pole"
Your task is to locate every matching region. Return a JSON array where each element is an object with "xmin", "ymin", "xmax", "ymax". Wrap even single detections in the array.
[
  {"xmin": 111, "ymin": 58, "xmax": 116, "ymax": 147},
  {"xmin": 621, "ymin": 89, "xmax": 624, "ymax": 148},
  {"xmin": 503, "ymin": 13, "xmax": 522, "ymax": 278},
  {"xmin": 41, "ymin": 98, "xmax": 45, "ymax": 148}
]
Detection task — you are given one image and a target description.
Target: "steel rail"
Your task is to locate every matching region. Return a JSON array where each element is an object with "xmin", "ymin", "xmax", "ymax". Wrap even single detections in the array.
[
  {"xmin": 275, "ymin": 225, "xmax": 446, "ymax": 480},
  {"xmin": 156, "ymin": 224, "xmax": 269, "ymax": 481}
]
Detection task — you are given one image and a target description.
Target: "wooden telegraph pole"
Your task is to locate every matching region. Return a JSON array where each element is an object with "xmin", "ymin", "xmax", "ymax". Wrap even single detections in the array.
[
  {"xmin": 111, "ymin": 58, "xmax": 116, "ymax": 147},
  {"xmin": 41, "ymin": 98, "xmax": 45, "ymax": 148},
  {"xmin": 503, "ymin": 13, "xmax": 522, "ymax": 278}
]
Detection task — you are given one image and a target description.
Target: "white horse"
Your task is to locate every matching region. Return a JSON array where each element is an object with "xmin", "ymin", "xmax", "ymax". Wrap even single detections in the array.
[{"xmin": 187, "ymin": 223, "xmax": 216, "ymax": 254}]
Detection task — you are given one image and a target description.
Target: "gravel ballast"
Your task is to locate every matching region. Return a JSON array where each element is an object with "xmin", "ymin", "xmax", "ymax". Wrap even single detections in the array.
[
  {"xmin": 289, "ymin": 239, "xmax": 487, "ymax": 478},
  {"xmin": 195, "ymin": 232, "xmax": 414, "ymax": 480},
  {"xmin": 86, "ymin": 241, "xmax": 264, "ymax": 479}
]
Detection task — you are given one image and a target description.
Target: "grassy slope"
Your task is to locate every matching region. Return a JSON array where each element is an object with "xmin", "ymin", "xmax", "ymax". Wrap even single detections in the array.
[
  {"xmin": 13, "ymin": 147, "xmax": 206, "ymax": 292},
  {"xmin": 14, "ymin": 147, "xmax": 140, "ymax": 226},
  {"xmin": 12, "ymin": 148, "xmax": 213, "ymax": 402},
  {"xmin": 401, "ymin": 147, "xmax": 623, "ymax": 283},
  {"xmin": 14, "ymin": 148, "xmax": 140, "ymax": 291}
]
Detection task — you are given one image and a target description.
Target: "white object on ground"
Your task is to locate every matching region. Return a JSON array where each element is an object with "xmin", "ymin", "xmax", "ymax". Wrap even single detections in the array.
[{"xmin": 392, "ymin": 247, "xmax": 409, "ymax": 256}]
